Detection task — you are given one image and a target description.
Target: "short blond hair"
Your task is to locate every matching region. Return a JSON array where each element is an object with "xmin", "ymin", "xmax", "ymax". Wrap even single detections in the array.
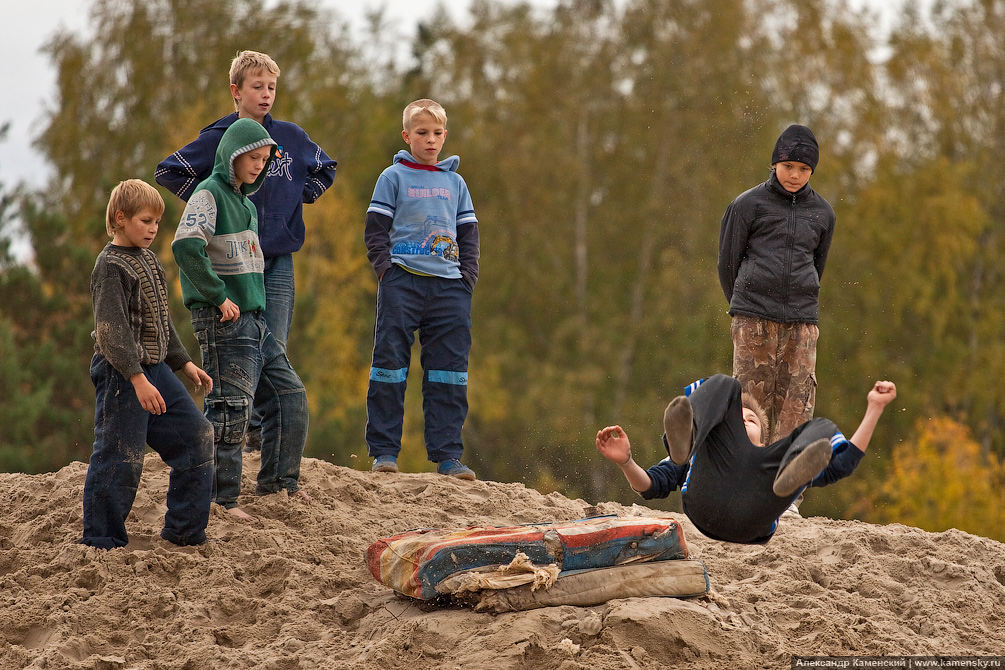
[
  {"xmin": 105, "ymin": 180, "xmax": 164, "ymax": 237},
  {"xmin": 741, "ymin": 392, "xmax": 769, "ymax": 443},
  {"xmin": 403, "ymin": 99, "xmax": 447, "ymax": 130},
  {"xmin": 229, "ymin": 50, "xmax": 281, "ymax": 107}
]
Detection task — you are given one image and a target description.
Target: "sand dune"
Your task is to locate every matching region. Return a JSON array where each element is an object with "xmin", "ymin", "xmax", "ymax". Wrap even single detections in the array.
[{"xmin": 1, "ymin": 453, "xmax": 1003, "ymax": 669}]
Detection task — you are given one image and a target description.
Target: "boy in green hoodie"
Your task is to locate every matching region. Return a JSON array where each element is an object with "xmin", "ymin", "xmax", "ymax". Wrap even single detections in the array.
[{"xmin": 172, "ymin": 118, "xmax": 310, "ymax": 521}]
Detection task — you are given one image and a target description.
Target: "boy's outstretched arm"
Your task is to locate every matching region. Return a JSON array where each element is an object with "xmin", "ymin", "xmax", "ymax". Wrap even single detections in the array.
[
  {"xmin": 849, "ymin": 381, "xmax": 897, "ymax": 453},
  {"xmin": 596, "ymin": 426, "xmax": 653, "ymax": 493}
]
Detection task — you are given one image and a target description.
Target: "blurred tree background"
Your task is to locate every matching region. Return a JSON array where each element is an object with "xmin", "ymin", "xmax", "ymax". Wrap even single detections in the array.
[{"xmin": 4, "ymin": 0, "xmax": 1005, "ymax": 539}]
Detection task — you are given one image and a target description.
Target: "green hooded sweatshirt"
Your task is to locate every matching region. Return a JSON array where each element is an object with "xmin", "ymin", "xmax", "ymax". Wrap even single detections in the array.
[{"xmin": 172, "ymin": 118, "xmax": 276, "ymax": 312}]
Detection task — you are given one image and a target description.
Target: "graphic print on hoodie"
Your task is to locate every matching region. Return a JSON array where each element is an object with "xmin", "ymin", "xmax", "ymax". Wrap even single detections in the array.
[
  {"xmin": 155, "ymin": 112, "xmax": 337, "ymax": 257},
  {"xmin": 172, "ymin": 118, "xmax": 277, "ymax": 313}
]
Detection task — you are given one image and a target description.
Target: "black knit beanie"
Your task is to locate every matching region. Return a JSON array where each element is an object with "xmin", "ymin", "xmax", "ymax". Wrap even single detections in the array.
[{"xmin": 770, "ymin": 125, "xmax": 819, "ymax": 172}]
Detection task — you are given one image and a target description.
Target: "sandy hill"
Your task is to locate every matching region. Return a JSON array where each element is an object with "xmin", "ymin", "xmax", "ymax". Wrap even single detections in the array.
[{"xmin": 1, "ymin": 453, "xmax": 1003, "ymax": 669}]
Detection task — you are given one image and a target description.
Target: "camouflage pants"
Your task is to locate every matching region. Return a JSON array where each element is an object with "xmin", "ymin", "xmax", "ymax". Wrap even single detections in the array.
[{"xmin": 731, "ymin": 315, "xmax": 818, "ymax": 445}]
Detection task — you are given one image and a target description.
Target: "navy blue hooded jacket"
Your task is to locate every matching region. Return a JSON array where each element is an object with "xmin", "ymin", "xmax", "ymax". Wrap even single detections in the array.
[
  {"xmin": 717, "ymin": 171, "xmax": 835, "ymax": 325},
  {"xmin": 156, "ymin": 112, "xmax": 337, "ymax": 257}
]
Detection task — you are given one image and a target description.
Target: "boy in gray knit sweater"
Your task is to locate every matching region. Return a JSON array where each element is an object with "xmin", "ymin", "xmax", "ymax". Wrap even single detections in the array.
[{"xmin": 82, "ymin": 179, "xmax": 214, "ymax": 549}]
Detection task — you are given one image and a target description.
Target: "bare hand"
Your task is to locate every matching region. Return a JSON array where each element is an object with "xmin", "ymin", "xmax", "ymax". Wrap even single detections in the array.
[
  {"xmin": 131, "ymin": 373, "xmax": 166, "ymax": 415},
  {"xmin": 867, "ymin": 381, "xmax": 897, "ymax": 408},
  {"xmin": 596, "ymin": 425, "xmax": 632, "ymax": 465},
  {"xmin": 218, "ymin": 298, "xmax": 240, "ymax": 322},
  {"xmin": 183, "ymin": 362, "xmax": 214, "ymax": 394}
]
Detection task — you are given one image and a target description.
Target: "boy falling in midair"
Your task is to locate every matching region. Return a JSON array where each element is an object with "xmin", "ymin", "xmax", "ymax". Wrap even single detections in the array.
[{"xmin": 597, "ymin": 374, "xmax": 896, "ymax": 544}]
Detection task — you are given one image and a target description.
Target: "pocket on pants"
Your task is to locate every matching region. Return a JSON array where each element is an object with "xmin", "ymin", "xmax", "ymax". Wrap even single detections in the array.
[{"xmin": 206, "ymin": 396, "xmax": 249, "ymax": 445}]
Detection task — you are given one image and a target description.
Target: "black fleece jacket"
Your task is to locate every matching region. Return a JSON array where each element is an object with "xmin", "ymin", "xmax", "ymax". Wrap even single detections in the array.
[{"xmin": 717, "ymin": 172, "xmax": 835, "ymax": 325}]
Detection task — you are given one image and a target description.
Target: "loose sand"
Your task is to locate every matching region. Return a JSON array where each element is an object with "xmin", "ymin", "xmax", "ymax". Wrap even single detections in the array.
[{"xmin": 2, "ymin": 453, "xmax": 1003, "ymax": 669}]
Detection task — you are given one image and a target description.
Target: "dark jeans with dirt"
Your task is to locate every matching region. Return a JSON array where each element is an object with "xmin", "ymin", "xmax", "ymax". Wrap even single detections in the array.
[{"xmin": 82, "ymin": 356, "xmax": 214, "ymax": 549}]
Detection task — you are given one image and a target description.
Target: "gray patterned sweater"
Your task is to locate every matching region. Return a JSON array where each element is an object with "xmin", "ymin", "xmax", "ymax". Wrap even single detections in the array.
[{"xmin": 90, "ymin": 243, "xmax": 192, "ymax": 379}]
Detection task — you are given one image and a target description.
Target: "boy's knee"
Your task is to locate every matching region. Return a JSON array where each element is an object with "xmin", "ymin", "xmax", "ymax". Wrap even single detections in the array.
[{"xmin": 194, "ymin": 419, "xmax": 215, "ymax": 463}]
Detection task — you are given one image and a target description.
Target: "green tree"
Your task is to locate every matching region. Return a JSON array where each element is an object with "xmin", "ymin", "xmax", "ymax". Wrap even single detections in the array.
[
  {"xmin": 878, "ymin": 0, "xmax": 1005, "ymax": 456},
  {"xmin": 0, "ymin": 188, "xmax": 97, "ymax": 471}
]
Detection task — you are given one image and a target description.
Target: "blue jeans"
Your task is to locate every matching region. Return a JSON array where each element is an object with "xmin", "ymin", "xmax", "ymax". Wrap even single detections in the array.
[
  {"xmin": 82, "ymin": 356, "xmax": 214, "ymax": 549},
  {"xmin": 248, "ymin": 254, "xmax": 296, "ymax": 442},
  {"xmin": 193, "ymin": 308, "xmax": 308, "ymax": 508},
  {"xmin": 365, "ymin": 265, "xmax": 472, "ymax": 462}
]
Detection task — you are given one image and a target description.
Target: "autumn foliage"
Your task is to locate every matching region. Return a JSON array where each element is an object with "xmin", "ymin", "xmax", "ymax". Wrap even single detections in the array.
[
  {"xmin": 3, "ymin": 0, "xmax": 1005, "ymax": 535},
  {"xmin": 862, "ymin": 417, "xmax": 1005, "ymax": 541}
]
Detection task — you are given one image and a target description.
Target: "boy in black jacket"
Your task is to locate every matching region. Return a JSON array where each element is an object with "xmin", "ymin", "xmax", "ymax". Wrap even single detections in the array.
[{"xmin": 718, "ymin": 125, "xmax": 836, "ymax": 446}]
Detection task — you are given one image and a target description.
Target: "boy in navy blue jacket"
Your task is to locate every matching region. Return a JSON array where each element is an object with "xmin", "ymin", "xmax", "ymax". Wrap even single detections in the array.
[
  {"xmin": 155, "ymin": 50, "xmax": 336, "ymax": 451},
  {"xmin": 363, "ymin": 99, "xmax": 479, "ymax": 479},
  {"xmin": 596, "ymin": 374, "xmax": 897, "ymax": 544}
]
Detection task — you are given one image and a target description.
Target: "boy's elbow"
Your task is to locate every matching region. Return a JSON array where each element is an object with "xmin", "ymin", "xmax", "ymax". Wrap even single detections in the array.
[{"xmin": 153, "ymin": 169, "xmax": 176, "ymax": 190}]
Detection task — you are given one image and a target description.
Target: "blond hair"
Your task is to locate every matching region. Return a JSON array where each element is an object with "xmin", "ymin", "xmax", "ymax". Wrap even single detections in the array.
[
  {"xmin": 741, "ymin": 392, "xmax": 769, "ymax": 444},
  {"xmin": 403, "ymin": 99, "xmax": 447, "ymax": 130},
  {"xmin": 105, "ymin": 179, "xmax": 164, "ymax": 237},
  {"xmin": 229, "ymin": 50, "xmax": 281, "ymax": 108}
]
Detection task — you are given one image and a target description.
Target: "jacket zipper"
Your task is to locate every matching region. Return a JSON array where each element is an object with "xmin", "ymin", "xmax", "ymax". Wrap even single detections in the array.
[{"xmin": 783, "ymin": 193, "xmax": 797, "ymax": 323}]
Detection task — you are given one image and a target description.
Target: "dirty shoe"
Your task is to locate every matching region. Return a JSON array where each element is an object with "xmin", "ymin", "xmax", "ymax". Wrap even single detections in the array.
[
  {"xmin": 663, "ymin": 396, "xmax": 694, "ymax": 465},
  {"xmin": 371, "ymin": 455, "xmax": 399, "ymax": 473},
  {"xmin": 437, "ymin": 459, "xmax": 476, "ymax": 481},
  {"xmin": 773, "ymin": 438, "xmax": 832, "ymax": 497}
]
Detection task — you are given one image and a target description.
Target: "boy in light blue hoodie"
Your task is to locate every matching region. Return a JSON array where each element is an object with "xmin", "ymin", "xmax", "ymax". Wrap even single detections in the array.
[{"xmin": 363, "ymin": 99, "xmax": 479, "ymax": 479}]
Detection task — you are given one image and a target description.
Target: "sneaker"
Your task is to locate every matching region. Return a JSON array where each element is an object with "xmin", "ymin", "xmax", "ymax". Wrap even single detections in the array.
[
  {"xmin": 773, "ymin": 438, "xmax": 832, "ymax": 497},
  {"xmin": 436, "ymin": 459, "xmax": 476, "ymax": 481},
  {"xmin": 371, "ymin": 455, "xmax": 399, "ymax": 473},
  {"xmin": 663, "ymin": 395, "xmax": 694, "ymax": 465}
]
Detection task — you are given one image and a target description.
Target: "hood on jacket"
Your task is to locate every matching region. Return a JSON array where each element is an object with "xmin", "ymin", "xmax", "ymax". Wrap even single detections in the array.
[
  {"xmin": 214, "ymin": 118, "xmax": 277, "ymax": 196},
  {"xmin": 392, "ymin": 149, "xmax": 460, "ymax": 172}
]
